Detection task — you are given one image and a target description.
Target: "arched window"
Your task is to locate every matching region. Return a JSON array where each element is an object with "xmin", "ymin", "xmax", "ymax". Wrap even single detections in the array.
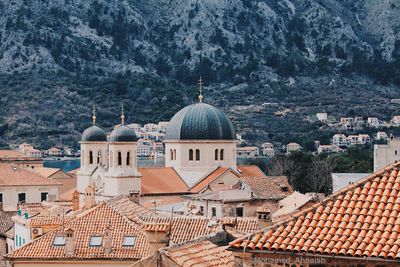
[
  {"xmin": 215, "ymin": 149, "xmax": 219, "ymax": 160},
  {"xmin": 174, "ymin": 149, "xmax": 177, "ymax": 160},
  {"xmin": 126, "ymin": 152, "xmax": 130, "ymax": 166},
  {"xmin": 196, "ymin": 149, "xmax": 200, "ymax": 161},
  {"xmin": 118, "ymin": 152, "xmax": 122, "ymax": 166},
  {"xmin": 97, "ymin": 151, "xmax": 101, "ymax": 164},
  {"xmin": 189, "ymin": 149, "xmax": 194, "ymax": 161},
  {"xmin": 170, "ymin": 149, "xmax": 173, "ymax": 160},
  {"xmin": 89, "ymin": 151, "xmax": 93, "ymax": 164},
  {"xmin": 220, "ymin": 149, "xmax": 224, "ymax": 160}
]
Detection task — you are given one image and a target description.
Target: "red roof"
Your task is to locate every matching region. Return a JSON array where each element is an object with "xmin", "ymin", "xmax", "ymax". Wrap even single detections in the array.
[
  {"xmin": 139, "ymin": 167, "xmax": 189, "ymax": 195},
  {"xmin": 229, "ymin": 163, "xmax": 400, "ymax": 260}
]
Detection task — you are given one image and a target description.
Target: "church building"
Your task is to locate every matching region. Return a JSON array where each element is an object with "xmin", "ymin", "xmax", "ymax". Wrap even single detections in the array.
[{"xmin": 76, "ymin": 82, "xmax": 286, "ymax": 207}]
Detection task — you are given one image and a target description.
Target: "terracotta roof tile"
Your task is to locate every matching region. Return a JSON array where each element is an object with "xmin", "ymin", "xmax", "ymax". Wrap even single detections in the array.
[
  {"xmin": 161, "ymin": 237, "xmax": 235, "ymax": 267},
  {"xmin": 7, "ymin": 201, "xmax": 150, "ymax": 260},
  {"xmin": 190, "ymin": 167, "xmax": 232, "ymax": 193},
  {"xmin": 240, "ymin": 176, "xmax": 293, "ymax": 199},
  {"xmin": 0, "ymin": 164, "xmax": 62, "ymax": 186},
  {"xmin": 139, "ymin": 167, "xmax": 189, "ymax": 195},
  {"xmin": 229, "ymin": 162, "xmax": 400, "ymax": 260}
]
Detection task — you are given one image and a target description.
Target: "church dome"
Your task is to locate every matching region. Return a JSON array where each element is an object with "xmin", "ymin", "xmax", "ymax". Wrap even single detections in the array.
[
  {"xmin": 81, "ymin": 125, "xmax": 107, "ymax": 142},
  {"xmin": 165, "ymin": 103, "xmax": 236, "ymax": 140},
  {"xmin": 110, "ymin": 125, "xmax": 138, "ymax": 142}
]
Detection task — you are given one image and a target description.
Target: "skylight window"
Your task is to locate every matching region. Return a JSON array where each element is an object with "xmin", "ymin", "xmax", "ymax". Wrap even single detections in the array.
[
  {"xmin": 53, "ymin": 236, "xmax": 65, "ymax": 246},
  {"xmin": 122, "ymin": 236, "xmax": 136, "ymax": 247},
  {"xmin": 89, "ymin": 236, "xmax": 102, "ymax": 247}
]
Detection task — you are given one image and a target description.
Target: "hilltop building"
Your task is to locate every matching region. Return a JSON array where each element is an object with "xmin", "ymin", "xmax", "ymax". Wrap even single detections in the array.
[{"xmin": 286, "ymin": 142, "xmax": 301, "ymax": 154}]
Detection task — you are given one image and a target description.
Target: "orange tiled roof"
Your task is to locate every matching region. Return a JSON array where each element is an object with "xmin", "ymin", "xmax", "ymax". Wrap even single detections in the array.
[
  {"xmin": 0, "ymin": 164, "xmax": 62, "ymax": 187},
  {"xmin": 240, "ymin": 175, "xmax": 293, "ymax": 199},
  {"xmin": 7, "ymin": 201, "xmax": 150, "ymax": 260},
  {"xmin": 108, "ymin": 196, "xmax": 154, "ymax": 225},
  {"xmin": 29, "ymin": 216, "xmax": 73, "ymax": 227},
  {"xmin": 31, "ymin": 167, "xmax": 61, "ymax": 178},
  {"xmin": 162, "ymin": 237, "xmax": 235, "ymax": 267},
  {"xmin": 190, "ymin": 167, "xmax": 232, "ymax": 193},
  {"xmin": 142, "ymin": 216, "xmax": 258, "ymax": 245},
  {"xmin": 139, "ymin": 167, "xmax": 189, "ymax": 195},
  {"xmin": 0, "ymin": 150, "xmax": 29, "ymax": 158},
  {"xmin": 0, "ymin": 211, "xmax": 15, "ymax": 234},
  {"xmin": 229, "ymin": 163, "xmax": 400, "ymax": 260},
  {"xmin": 236, "ymin": 165, "xmax": 267, "ymax": 178}
]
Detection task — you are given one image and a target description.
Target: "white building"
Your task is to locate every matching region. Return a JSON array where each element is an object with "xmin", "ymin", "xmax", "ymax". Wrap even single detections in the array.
[
  {"xmin": 127, "ymin": 123, "xmax": 141, "ymax": 134},
  {"xmin": 376, "ymin": 132, "xmax": 388, "ymax": 141},
  {"xmin": 144, "ymin": 123, "xmax": 160, "ymax": 133},
  {"xmin": 77, "ymin": 111, "xmax": 141, "ymax": 203},
  {"xmin": 0, "ymin": 164, "xmax": 61, "ymax": 211},
  {"xmin": 46, "ymin": 147, "xmax": 62, "ymax": 156},
  {"xmin": 340, "ymin": 117, "xmax": 354, "ymax": 130},
  {"xmin": 317, "ymin": 145, "xmax": 343, "ymax": 155},
  {"xmin": 261, "ymin": 142, "xmax": 274, "ymax": 157},
  {"xmin": 286, "ymin": 143, "xmax": 301, "ymax": 154},
  {"xmin": 331, "ymin": 173, "xmax": 371, "ymax": 193},
  {"xmin": 236, "ymin": 146, "xmax": 259, "ymax": 158},
  {"xmin": 332, "ymin": 134, "xmax": 347, "ymax": 146},
  {"xmin": 18, "ymin": 143, "xmax": 34, "ymax": 155},
  {"xmin": 367, "ymin": 117, "xmax": 379, "ymax": 128},
  {"xmin": 25, "ymin": 148, "xmax": 42, "ymax": 158},
  {"xmin": 374, "ymin": 138, "xmax": 400, "ymax": 171},
  {"xmin": 316, "ymin": 112, "xmax": 328, "ymax": 123},
  {"xmin": 391, "ymin": 116, "xmax": 400, "ymax": 126},
  {"xmin": 158, "ymin": 121, "xmax": 169, "ymax": 133},
  {"xmin": 137, "ymin": 139, "xmax": 152, "ymax": 157},
  {"xmin": 357, "ymin": 134, "xmax": 371, "ymax": 145}
]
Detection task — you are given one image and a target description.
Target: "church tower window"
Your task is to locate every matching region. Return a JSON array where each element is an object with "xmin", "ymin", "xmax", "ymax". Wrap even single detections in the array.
[
  {"xmin": 126, "ymin": 152, "xmax": 130, "ymax": 166},
  {"xmin": 174, "ymin": 149, "xmax": 177, "ymax": 160},
  {"xmin": 215, "ymin": 149, "xmax": 218, "ymax": 160},
  {"xmin": 89, "ymin": 151, "xmax": 93, "ymax": 164},
  {"xmin": 118, "ymin": 152, "xmax": 122, "ymax": 166},
  {"xmin": 220, "ymin": 149, "xmax": 224, "ymax": 160},
  {"xmin": 196, "ymin": 149, "xmax": 200, "ymax": 161},
  {"xmin": 170, "ymin": 149, "xmax": 173, "ymax": 160},
  {"xmin": 97, "ymin": 151, "xmax": 101, "ymax": 164},
  {"xmin": 189, "ymin": 149, "xmax": 194, "ymax": 161}
]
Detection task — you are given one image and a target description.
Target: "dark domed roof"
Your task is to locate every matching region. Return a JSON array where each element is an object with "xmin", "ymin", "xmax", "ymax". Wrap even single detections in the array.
[
  {"xmin": 81, "ymin": 125, "xmax": 107, "ymax": 142},
  {"xmin": 110, "ymin": 125, "xmax": 138, "ymax": 142},
  {"xmin": 165, "ymin": 103, "xmax": 236, "ymax": 140}
]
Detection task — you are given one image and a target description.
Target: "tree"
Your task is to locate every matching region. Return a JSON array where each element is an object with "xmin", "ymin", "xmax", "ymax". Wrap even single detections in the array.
[{"xmin": 307, "ymin": 157, "xmax": 336, "ymax": 194}]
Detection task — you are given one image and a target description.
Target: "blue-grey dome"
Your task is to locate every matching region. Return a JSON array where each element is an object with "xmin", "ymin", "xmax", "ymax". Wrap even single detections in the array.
[
  {"xmin": 81, "ymin": 125, "xmax": 107, "ymax": 142},
  {"xmin": 110, "ymin": 125, "xmax": 138, "ymax": 142},
  {"xmin": 165, "ymin": 103, "xmax": 236, "ymax": 140}
]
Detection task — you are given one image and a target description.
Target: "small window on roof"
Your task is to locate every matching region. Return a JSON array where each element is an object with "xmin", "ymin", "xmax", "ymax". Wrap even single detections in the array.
[
  {"xmin": 89, "ymin": 236, "xmax": 102, "ymax": 247},
  {"xmin": 122, "ymin": 236, "xmax": 136, "ymax": 247},
  {"xmin": 53, "ymin": 236, "xmax": 65, "ymax": 246}
]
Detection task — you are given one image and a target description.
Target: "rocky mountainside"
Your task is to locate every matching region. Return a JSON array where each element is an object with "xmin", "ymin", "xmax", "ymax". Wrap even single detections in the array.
[{"xmin": 0, "ymin": 0, "xmax": 399, "ymax": 148}]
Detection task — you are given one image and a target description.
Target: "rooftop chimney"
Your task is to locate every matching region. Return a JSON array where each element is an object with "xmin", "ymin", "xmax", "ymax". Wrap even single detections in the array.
[
  {"xmin": 84, "ymin": 185, "xmax": 95, "ymax": 210},
  {"xmin": 103, "ymin": 227, "xmax": 112, "ymax": 254},
  {"xmin": 256, "ymin": 207, "xmax": 272, "ymax": 229},
  {"xmin": 72, "ymin": 190, "xmax": 80, "ymax": 211},
  {"xmin": 65, "ymin": 228, "xmax": 75, "ymax": 255},
  {"xmin": 144, "ymin": 223, "xmax": 170, "ymax": 254},
  {"xmin": 128, "ymin": 190, "xmax": 140, "ymax": 204}
]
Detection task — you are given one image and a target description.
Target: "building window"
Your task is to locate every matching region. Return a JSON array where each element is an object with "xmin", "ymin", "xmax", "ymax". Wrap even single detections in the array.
[
  {"xmin": 89, "ymin": 151, "xmax": 93, "ymax": 164},
  {"xmin": 200, "ymin": 206, "xmax": 204, "ymax": 214},
  {"xmin": 0, "ymin": 193, "xmax": 3, "ymax": 203},
  {"xmin": 189, "ymin": 149, "xmax": 194, "ymax": 161},
  {"xmin": 196, "ymin": 149, "xmax": 200, "ymax": 161},
  {"xmin": 18, "ymin": 193, "xmax": 26, "ymax": 203},
  {"xmin": 89, "ymin": 236, "xmax": 102, "ymax": 247},
  {"xmin": 41, "ymin": 192, "xmax": 48, "ymax": 202},
  {"xmin": 53, "ymin": 236, "xmax": 65, "ymax": 246},
  {"xmin": 126, "ymin": 152, "xmax": 130, "ymax": 166},
  {"xmin": 170, "ymin": 149, "xmax": 173, "ymax": 160},
  {"xmin": 236, "ymin": 207, "xmax": 244, "ymax": 217},
  {"xmin": 118, "ymin": 152, "xmax": 122, "ymax": 166},
  {"xmin": 215, "ymin": 149, "xmax": 218, "ymax": 160},
  {"xmin": 396, "ymin": 150, "xmax": 398, "ymax": 155},
  {"xmin": 220, "ymin": 149, "xmax": 224, "ymax": 160},
  {"xmin": 122, "ymin": 236, "xmax": 136, "ymax": 247},
  {"xmin": 97, "ymin": 151, "xmax": 101, "ymax": 164},
  {"xmin": 211, "ymin": 207, "xmax": 216, "ymax": 217},
  {"xmin": 174, "ymin": 149, "xmax": 177, "ymax": 160}
]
